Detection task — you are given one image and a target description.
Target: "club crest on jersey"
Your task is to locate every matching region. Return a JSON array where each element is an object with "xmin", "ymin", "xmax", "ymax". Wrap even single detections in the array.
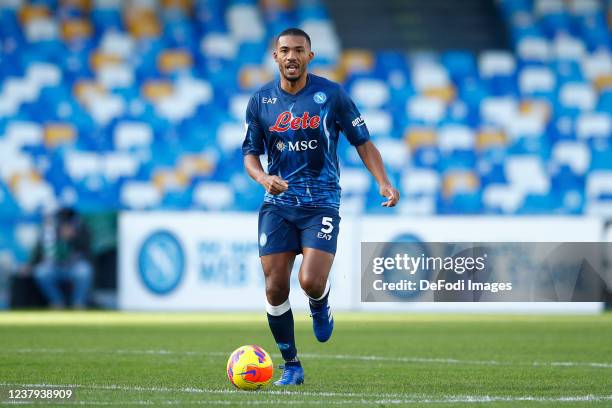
[
  {"xmin": 313, "ymin": 92, "xmax": 327, "ymax": 104},
  {"xmin": 269, "ymin": 111, "xmax": 321, "ymax": 132}
]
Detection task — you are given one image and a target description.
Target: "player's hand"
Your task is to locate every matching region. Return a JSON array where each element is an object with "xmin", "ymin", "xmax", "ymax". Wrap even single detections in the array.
[
  {"xmin": 380, "ymin": 184, "xmax": 400, "ymax": 207},
  {"xmin": 259, "ymin": 175, "xmax": 289, "ymax": 195}
]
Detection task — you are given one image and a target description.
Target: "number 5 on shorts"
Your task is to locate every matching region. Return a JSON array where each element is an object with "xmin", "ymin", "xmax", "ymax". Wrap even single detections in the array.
[{"xmin": 321, "ymin": 217, "xmax": 334, "ymax": 233}]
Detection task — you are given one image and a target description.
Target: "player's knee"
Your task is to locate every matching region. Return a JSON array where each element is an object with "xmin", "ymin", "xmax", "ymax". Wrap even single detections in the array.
[
  {"xmin": 265, "ymin": 277, "xmax": 289, "ymax": 305},
  {"xmin": 299, "ymin": 274, "xmax": 325, "ymax": 298}
]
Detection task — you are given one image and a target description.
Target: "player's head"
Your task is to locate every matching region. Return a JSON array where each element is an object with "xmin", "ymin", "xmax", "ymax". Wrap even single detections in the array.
[{"xmin": 273, "ymin": 28, "xmax": 314, "ymax": 83}]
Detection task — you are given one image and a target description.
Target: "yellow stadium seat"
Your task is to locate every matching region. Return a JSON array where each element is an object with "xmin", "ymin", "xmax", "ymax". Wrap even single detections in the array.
[
  {"xmin": 239, "ymin": 66, "xmax": 274, "ymax": 90},
  {"xmin": 179, "ymin": 155, "xmax": 215, "ymax": 177},
  {"xmin": 519, "ymin": 100, "xmax": 551, "ymax": 121},
  {"xmin": 142, "ymin": 80, "xmax": 174, "ymax": 102},
  {"xmin": 423, "ymin": 85, "xmax": 456, "ymax": 103},
  {"xmin": 261, "ymin": 0, "xmax": 293, "ymax": 11},
  {"xmin": 161, "ymin": 0, "xmax": 192, "ymax": 11},
  {"xmin": 61, "ymin": 0, "xmax": 91, "ymax": 11},
  {"xmin": 19, "ymin": 5, "xmax": 50, "ymax": 25},
  {"xmin": 90, "ymin": 52, "xmax": 122, "ymax": 71},
  {"xmin": 73, "ymin": 80, "xmax": 105, "ymax": 102},
  {"xmin": 404, "ymin": 128, "xmax": 437, "ymax": 150},
  {"xmin": 340, "ymin": 50, "xmax": 374, "ymax": 75},
  {"xmin": 125, "ymin": 8, "xmax": 161, "ymax": 39},
  {"xmin": 61, "ymin": 19, "xmax": 93, "ymax": 41},
  {"xmin": 311, "ymin": 67, "xmax": 344, "ymax": 83},
  {"xmin": 158, "ymin": 50, "xmax": 193, "ymax": 74},
  {"xmin": 476, "ymin": 129, "xmax": 507, "ymax": 150},
  {"xmin": 9, "ymin": 171, "xmax": 42, "ymax": 192},
  {"xmin": 153, "ymin": 169, "xmax": 189, "ymax": 191},
  {"xmin": 44, "ymin": 123, "xmax": 77, "ymax": 148},
  {"xmin": 594, "ymin": 74, "xmax": 612, "ymax": 92},
  {"xmin": 442, "ymin": 171, "xmax": 479, "ymax": 198}
]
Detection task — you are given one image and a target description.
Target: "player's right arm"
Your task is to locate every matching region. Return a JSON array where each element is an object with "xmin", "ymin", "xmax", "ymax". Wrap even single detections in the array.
[
  {"xmin": 242, "ymin": 95, "xmax": 288, "ymax": 195},
  {"xmin": 244, "ymin": 155, "xmax": 288, "ymax": 195}
]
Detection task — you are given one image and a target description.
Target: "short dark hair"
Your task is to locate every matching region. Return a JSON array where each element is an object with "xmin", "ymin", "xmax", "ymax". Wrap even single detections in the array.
[{"xmin": 276, "ymin": 28, "xmax": 311, "ymax": 47}]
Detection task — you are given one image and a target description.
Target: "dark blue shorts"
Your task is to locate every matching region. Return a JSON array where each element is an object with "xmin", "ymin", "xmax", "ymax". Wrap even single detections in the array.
[{"xmin": 258, "ymin": 202, "xmax": 341, "ymax": 257}]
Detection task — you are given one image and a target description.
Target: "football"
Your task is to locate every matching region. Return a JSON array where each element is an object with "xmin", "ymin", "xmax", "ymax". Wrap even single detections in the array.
[{"xmin": 226, "ymin": 345, "xmax": 274, "ymax": 390}]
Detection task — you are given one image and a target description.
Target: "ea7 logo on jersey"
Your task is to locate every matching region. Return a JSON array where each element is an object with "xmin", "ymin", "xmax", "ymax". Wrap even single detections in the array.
[
  {"xmin": 262, "ymin": 97, "xmax": 277, "ymax": 104},
  {"xmin": 269, "ymin": 111, "xmax": 321, "ymax": 132},
  {"xmin": 352, "ymin": 116, "xmax": 365, "ymax": 127}
]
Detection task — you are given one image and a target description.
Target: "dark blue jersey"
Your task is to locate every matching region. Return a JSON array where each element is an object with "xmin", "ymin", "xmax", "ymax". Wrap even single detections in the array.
[{"xmin": 242, "ymin": 74, "xmax": 370, "ymax": 209}]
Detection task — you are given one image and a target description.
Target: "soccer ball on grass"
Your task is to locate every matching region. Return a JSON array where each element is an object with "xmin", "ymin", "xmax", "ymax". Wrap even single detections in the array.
[{"xmin": 226, "ymin": 345, "xmax": 274, "ymax": 390}]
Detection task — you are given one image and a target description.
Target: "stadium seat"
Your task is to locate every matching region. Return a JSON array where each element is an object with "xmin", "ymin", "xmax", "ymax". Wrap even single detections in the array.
[
  {"xmin": 551, "ymin": 141, "xmax": 591, "ymax": 175},
  {"xmin": 350, "ymin": 79, "xmax": 390, "ymax": 109},
  {"xmin": 120, "ymin": 181, "xmax": 162, "ymax": 209},
  {"xmin": 193, "ymin": 181, "xmax": 234, "ymax": 210}
]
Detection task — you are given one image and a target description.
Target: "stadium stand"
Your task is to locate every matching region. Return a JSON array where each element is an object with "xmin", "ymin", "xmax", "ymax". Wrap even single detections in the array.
[{"xmin": 0, "ymin": 0, "xmax": 610, "ymax": 272}]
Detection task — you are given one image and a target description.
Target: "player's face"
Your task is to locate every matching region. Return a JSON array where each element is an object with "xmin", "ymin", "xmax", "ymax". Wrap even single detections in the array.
[{"xmin": 273, "ymin": 35, "xmax": 314, "ymax": 82}]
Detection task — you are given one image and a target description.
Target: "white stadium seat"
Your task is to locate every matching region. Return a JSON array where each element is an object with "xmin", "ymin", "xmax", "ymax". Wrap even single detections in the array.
[
  {"xmin": 401, "ymin": 168, "xmax": 440, "ymax": 195},
  {"xmin": 559, "ymin": 82, "xmax": 596, "ymax": 110},
  {"xmin": 217, "ymin": 122, "xmax": 246, "ymax": 153},
  {"xmin": 201, "ymin": 33, "xmax": 238, "ymax": 60},
  {"xmin": 121, "ymin": 181, "xmax": 162, "ymax": 209},
  {"xmin": 483, "ymin": 184, "xmax": 525, "ymax": 213},
  {"xmin": 411, "ymin": 62, "xmax": 450, "ymax": 91},
  {"xmin": 407, "ymin": 96, "xmax": 446, "ymax": 123},
  {"xmin": 229, "ymin": 94, "xmax": 251, "ymax": 120},
  {"xmin": 519, "ymin": 66, "xmax": 556, "ymax": 94},
  {"xmin": 350, "ymin": 79, "xmax": 390, "ymax": 109},
  {"xmin": 479, "ymin": 51, "xmax": 516, "ymax": 77},
  {"xmin": 505, "ymin": 156, "xmax": 551, "ymax": 194},
  {"xmin": 437, "ymin": 125, "xmax": 475, "ymax": 152},
  {"xmin": 361, "ymin": 110, "xmax": 392, "ymax": 136},
  {"xmin": 480, "ymin": 96, "xmax": 519, "ymax": 128},
  {"xmin": 97, "ymin": 64, "xmax": 134, "ymax": 89},
  {"xmin": 554, "ymin": 35, "xmax": 586, "ymax": 61},
  {"xmin": 114, "ymin": 121, "xmax": 153, "ymax": 150},
  {"xmin": 193, "ymin": 182, "xmax": 234, "ymax": 210},
  {"xmin": 517, "ymin": 37, "xmax": 551, "ymax": 61},
  {"xmin": 576, "ymin": 112, "xmax": 611, "ymax": 140},
  {"xmin": 551, "ymin": 141, "xmax": 591, "ymax": 175},
  {"xmin": 65, "ymin": 151, "xmax": 104, "ymax": 180}
]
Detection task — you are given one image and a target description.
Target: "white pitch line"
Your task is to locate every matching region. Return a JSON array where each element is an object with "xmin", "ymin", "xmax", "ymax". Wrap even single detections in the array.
[{"xmin": 4, "ymin": 347, "xmax": 612, "ymax": 369}]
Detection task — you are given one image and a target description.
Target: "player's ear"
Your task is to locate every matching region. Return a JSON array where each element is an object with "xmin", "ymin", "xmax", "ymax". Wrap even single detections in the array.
[
  {"xmin": 308, "ymin": 51, "xmax": 314, "ymax": 62},
  {"xmin": 273, "ymin": 50, "xmax": 279, "ymax": 62}
]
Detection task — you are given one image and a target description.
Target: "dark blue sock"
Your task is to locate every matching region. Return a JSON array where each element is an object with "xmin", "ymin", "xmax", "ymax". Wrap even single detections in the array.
[{"xmin": 267, "ymin": 308, "xmax": 298, "ymax": 362}]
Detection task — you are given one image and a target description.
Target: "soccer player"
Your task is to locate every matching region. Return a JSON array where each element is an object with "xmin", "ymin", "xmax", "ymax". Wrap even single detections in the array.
[{"xmin": 242, "ymin": 28, "xmax": 399, "ymax": 385}]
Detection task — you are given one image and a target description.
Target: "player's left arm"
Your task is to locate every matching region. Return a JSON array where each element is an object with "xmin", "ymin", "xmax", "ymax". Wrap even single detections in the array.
[
  {"xmin": 334, "ymin": 86, "xmax": 400, "ymax": 207},
  {"xmin": 356, "ymin": 141, "xmax": 400, "ymax": 207}
]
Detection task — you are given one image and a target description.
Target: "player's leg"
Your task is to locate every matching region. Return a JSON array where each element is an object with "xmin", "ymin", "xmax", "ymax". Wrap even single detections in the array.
[
  {"xmin": 261, "ymin": 251, "xmax": 297, "ymax": 362},
  {"xmin": 258, "ymin": 203, "xmax": 304, "ymax": 385},
  {"xmin": 298, "ymin": 211, "xmax": 340, "ymax": 342},
  {"xmin": 299, "ymin": 247, "xmax": 335, "ymax": 342}
]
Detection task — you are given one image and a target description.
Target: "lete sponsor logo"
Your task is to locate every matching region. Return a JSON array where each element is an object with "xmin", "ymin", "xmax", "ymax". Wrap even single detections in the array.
[{"xmin": 269, "ymin": 111, "xmax": 321, "ymax": 132}]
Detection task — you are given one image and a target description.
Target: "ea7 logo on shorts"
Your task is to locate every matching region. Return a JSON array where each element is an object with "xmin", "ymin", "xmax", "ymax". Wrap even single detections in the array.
[
  {"xmin": 317, "ymin": 217, "xmax": 334, "ymax": 240},
  {"xmin": 262, "ymin": 97, "xmax": 277, "ymax": 104},
  {"xmin": 352, "ymin": 116, "xmax": 365, "ymax": 127}
]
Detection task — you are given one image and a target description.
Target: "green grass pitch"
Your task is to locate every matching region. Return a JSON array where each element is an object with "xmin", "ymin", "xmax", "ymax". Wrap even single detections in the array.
[{"xmin": 0, "ymin": 312, "xmax": 611, "ymax": 407}]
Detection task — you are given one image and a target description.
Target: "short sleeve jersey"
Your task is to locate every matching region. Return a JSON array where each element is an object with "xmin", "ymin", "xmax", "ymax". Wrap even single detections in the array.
[{"xmin": 242, "ymin": 74, "xmax": 370, "ymax": 209}]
